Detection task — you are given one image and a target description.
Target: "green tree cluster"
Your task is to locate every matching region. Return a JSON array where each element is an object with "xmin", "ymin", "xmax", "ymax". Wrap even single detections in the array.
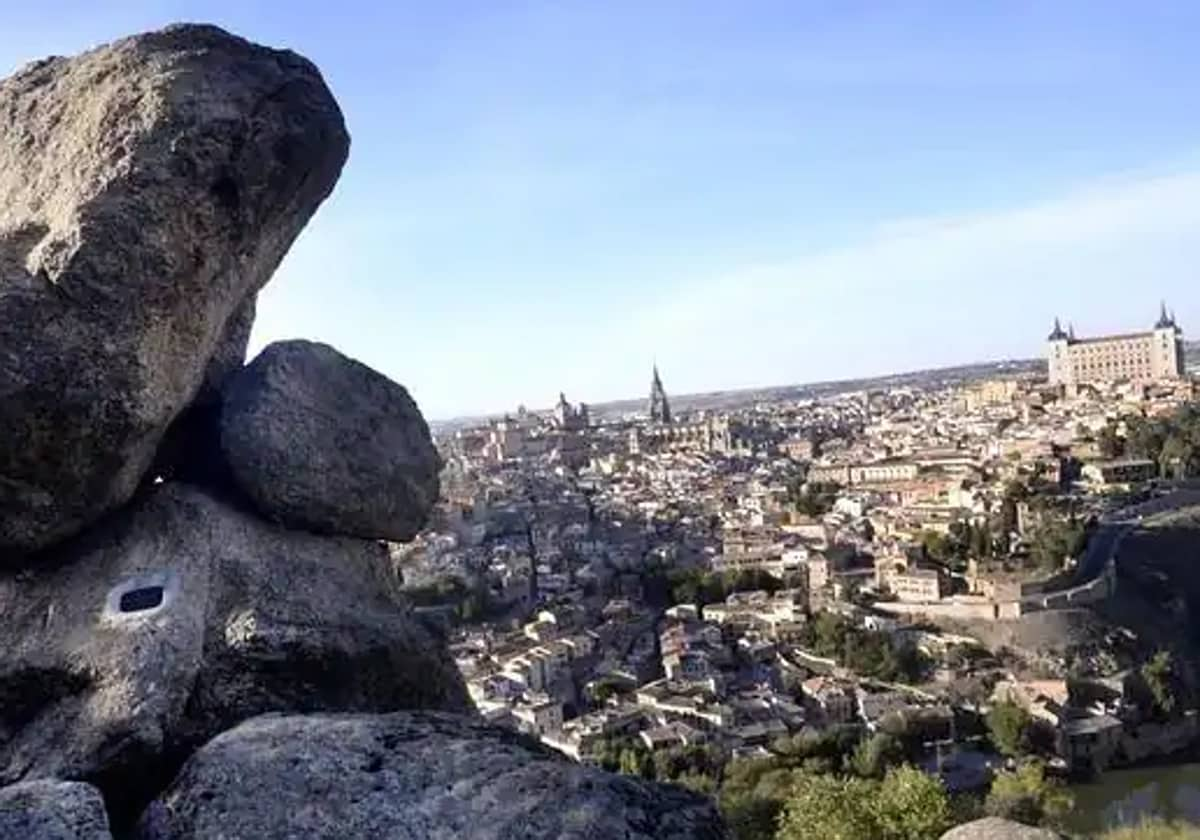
[
  {"xmin": 719, "ymin": 757, "xmax": 800, "ymax": 840},
  {"xmin": 984, "ymin": 761, "xmax": 1074, "ymax": 828},
  {"xmin": 800, "ymin": 611, "xmax": 928, "ymax": 683},
  {"xmin": 716, "ymin": 727, "xmax": 868, "ymax": 839},
  {"xmin": 787, "ymin": 480, "xmax": 842, "ymax": 517},
  {"xmin": 1099, "ymin": 421, "xmax": 1127, "ymax": 459},
  {"xmin": 986, "ymin": 701, "xmax": 1033, "ymax": 757},
  {"xmin": 596, "ymin": 738, "xmax": 723, "ymax": 791},
  {"xmin": 921, "ymin": 521, "xmax": 997, "ymax": 570},
  {"xmin": 1026, "ymin": 513, "xmax": 1090, "ymax": 572},
  {"xmin": 403, "ymin": 575, "xmax": 502, "ymax": 623},
  {"xmin": 1137, "ymin": 650, "xmax": 1179, "ymax": 720},
  {"xmin": 849, "ymin": 732, "xmax": 906, "ymax": 779},
  {"xmin": 667, "ymin": 567, "xmax": 787, "ymax": 607},
  {"xmin": 775, "ymin": 766, "xmax": 952, "ymax": 840},
  {"xmin": 1125, "ymin": 407, "xmax": 1200, "ymax": 479}
]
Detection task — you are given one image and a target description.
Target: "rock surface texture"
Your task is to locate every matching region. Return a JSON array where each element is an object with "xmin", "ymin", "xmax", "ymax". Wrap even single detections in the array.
[
  {"xmin": 0, "ymin": 24, "xmax": 349, "ymax": 557},
  {"xmin": 0, "ymin": 780, "xmax": 112, "ymax": 840},
  {"xmin": 141, "ymin": 711, "xmax": 730, "ymax": 840},
  {"xmin": 940, "ymin": 818, "xmax": 1065, "ymax": 840},
  {"xmin": 220, "ymin": 340, "xmax": 442, "ymax": 541},
  {"xmin": 0, "ymin": 484, "xmax": 467, "ymax": 817}
]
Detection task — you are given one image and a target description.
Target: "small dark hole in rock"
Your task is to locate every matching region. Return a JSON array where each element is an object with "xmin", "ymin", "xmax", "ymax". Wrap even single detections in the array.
[
  {"xmin": 210, "ymin": 176, "xmax": 240, "ymax": 213},
  {"xmin": 119, "ymin": 586, "xmax": 164, "ymax": 613}
]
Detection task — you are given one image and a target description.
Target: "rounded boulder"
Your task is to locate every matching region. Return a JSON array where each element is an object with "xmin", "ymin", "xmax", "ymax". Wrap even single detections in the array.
[{"xmin": 220, "ymin": 340, "xmax": 441, "ymax": 541}]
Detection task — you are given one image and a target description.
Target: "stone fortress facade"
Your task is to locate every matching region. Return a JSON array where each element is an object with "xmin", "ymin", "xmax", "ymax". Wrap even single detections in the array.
[{"xmin": 1046, "ymin": 303, "xmax": 1184, "ymax": 389}]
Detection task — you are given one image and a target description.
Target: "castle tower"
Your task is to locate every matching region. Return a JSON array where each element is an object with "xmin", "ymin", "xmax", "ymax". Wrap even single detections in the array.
[
  {"xmin": 649, "ymin": 365, "xmax": 671, "ymax": 424},
  {"xmin": 1046, "ymin": 317, "xmax": 1071, "ymax": 387},
  {"xmin": 1152, "ymin": 301, "xmax": 1184, "ymax": 380}
]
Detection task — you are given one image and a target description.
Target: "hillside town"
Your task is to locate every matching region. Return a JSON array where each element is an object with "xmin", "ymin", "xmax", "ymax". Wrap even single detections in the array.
[{"xmin": 398, "ymin": 306, "xmax": 1200, "ymax": 826}]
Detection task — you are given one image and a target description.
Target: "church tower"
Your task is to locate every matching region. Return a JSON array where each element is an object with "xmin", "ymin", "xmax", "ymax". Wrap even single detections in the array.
[{"xmin": 649, "ymin": 365, "xmax": 671, "ymax": 424}]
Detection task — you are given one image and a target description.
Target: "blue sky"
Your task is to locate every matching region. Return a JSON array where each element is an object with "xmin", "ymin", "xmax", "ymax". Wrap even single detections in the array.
[{"xmin": 5, "ymin": 3, "xmax": 1199, "ymax": 419}]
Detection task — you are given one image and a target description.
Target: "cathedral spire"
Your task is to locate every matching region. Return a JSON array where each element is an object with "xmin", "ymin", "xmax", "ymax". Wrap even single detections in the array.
[{"xmin": 649, "ymin": 364, "xmax": 671, "ymax": 424}]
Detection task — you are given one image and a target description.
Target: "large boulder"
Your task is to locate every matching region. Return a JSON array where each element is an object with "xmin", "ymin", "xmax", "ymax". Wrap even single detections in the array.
[
  {"xmin": 940, "ymin": 818, "xmax": 1065, "ymax": 840},
  {"xmin": 0, "ymin": 24, "xmax": 349, "ymax": 558},
  {"xmin": 139, "ymin": 712, "xmax": 729, "ymax": 839},
  {"xmin": 0, "ymin": 780, "xmax": 112, "ymax": 840},
  {"xmin": 0, "ymin": 484, "xmax": 467, "ymax": 821},
  {"xmin": 220, "ymin": 340, "xmax": 441, "ymax": 541}
]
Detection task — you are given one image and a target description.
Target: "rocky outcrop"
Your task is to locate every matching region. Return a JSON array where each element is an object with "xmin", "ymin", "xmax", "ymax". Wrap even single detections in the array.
[
  {"xmin": 140, "ymin": 712, "xmax": 729, "ymax": 840},
  {"xmin": 220, "ymin": 340, "xmax": 442, "ymax": 541},
  {"xmin": 0, "ymin": 780, "xmax": 112, "ymax": 840},
  {"xmin": 0, "ymin": 24, "xmax": 349, "ymax": 557},
  {"xmin": 940, "ymin": 818, "xmax": 1065, "ymax": 840},
  {"xmin": 0, "ymin": 484, "xmax": 467, "ymax": 818},
  {"xmin": 0, "ymin": 21, "xmax": 732, "ymax": 840}
]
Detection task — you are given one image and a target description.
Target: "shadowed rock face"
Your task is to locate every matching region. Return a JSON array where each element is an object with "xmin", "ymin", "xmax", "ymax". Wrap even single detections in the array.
[
  {"xmin": 140, "ymin": 712, "xmax": 731, "ymax": 840},
  {"xmin": 0, "ymin": 485, "xmax": 468, "ymax": 821},
  {"xmin": 220, "ymin": 340, "xmax": 442, "ymax": 541},
  {"xmin": 0, "ymin": 24, "xmax": 349, "ymax": 558},
  {"xmin": 0, "ymin": 780, "xmax": 112, "ymax": 840}
]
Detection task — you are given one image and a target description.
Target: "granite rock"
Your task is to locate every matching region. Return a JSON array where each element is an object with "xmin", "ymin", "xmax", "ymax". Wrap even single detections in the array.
[
  {"xmin": 0, "ymin": 780, "xmax": 112, "ymax": 840},
  {"xmin": 0, "ymin": 24, "xmax": 348, "ymax": 557},
  {"xmin": 0, "ymin": 484, "xmax": 467, "ymax": 820},
  {"xmin": 221, "ymin": 340, "xmax": 441, "ymax": 541},
  {"xmin": 141, "ymin": 711, "xmax": 729, "ymax": 840}
]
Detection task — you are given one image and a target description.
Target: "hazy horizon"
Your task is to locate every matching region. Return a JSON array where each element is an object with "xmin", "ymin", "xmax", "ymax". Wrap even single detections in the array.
[{"xmin": 5, "ymin": 3, "xmax": 1198, "ymax": 419}]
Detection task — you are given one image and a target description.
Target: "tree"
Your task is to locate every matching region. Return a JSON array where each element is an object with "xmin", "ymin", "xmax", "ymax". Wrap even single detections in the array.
[
  {"xmin": 874, "ymin": 766, "xmax": 953, "ymax": 840},
  {"xmin": 673, "ymin": 772, "xmax": 717, "ymax": 796},
  {"xmin": 1141, "ymin": 651, "xmax": 1177, "ymax": 719},
  {"xmin": 1126, "ymin": 415, "xmax": 1168, "ymax": 463},
  {"xmin": 919, "ymin": 530, "xmax": 951, "ymax": 564},
  {"xmin": 850, "ymin": 732, "xmax": 906, "ymax": 780},
  {"xmin": 775, "ymin": 772, "xmax": 877, "ymax": 840},
  {"xmin": 984, "ymin": 761, "xmax": 1073, "ymax": 828},
  {"xmin": 1125, "ymin": 406, "xmax": 1200, "ymax": 479},
  {"xmin": 987, "ymin": 701, "xmax": 1032, "ymax": 757},
  {"xmin": 771, "ymin": 725, "xmax": 863, "ymax": 775},
  {"xmin": 789, "ymin": 480, "xmax": 842, "ymax": 517},
  {"xmin": 968, "ymin": 520, "xmax": 993, "ymax": 560},
  {"xmin": 718, "ymin": 757, "xmax": 797, "ymax": 840},
  {"xmin": 652, "ymin": 744, "xmax": 722, "ymax": 784},
  {"xmin": 775, "ymin": 767, "xmax": 951, "ymax": 840},
  {"xmin": 618, "ymin": 746, "xmax": 654, "ymax": 780},
  {"xmin": 1027, "ymin": 514, "xmax": 1089, "ymax": 572},
  {"xmin": 1098, "ymin": 422, "xmax": 1126, "ymax": 459}
]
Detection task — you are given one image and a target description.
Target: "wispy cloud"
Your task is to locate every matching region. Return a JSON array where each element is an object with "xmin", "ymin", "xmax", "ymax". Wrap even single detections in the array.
[{"xmin": 594, "ymin": 165, "xmax": 1200, "ymax": 399}]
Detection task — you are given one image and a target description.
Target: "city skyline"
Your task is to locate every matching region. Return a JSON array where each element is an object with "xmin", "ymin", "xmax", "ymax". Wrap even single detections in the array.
[
  {"xmin": 449, "ymin": 301, "xmax": 1189, "ymax": 424},
  {"xmin": 5, "ymin": 3, "xmax": 1199, "ymax": 419}
]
